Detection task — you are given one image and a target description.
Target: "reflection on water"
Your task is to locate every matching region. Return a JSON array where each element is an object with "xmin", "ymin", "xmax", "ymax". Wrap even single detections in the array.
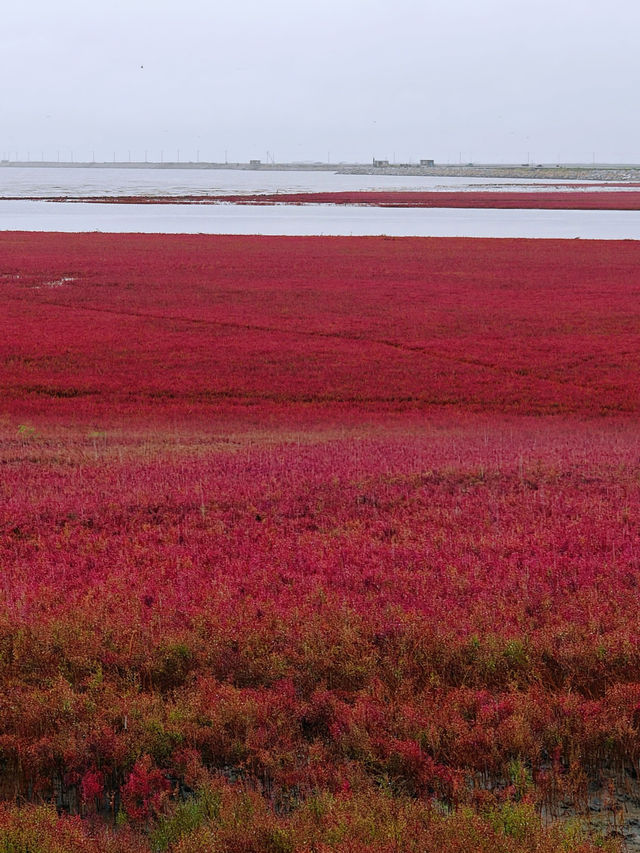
[{"xmin": 0, "ymin": 200, "xmax": 639, "ymax": 240}]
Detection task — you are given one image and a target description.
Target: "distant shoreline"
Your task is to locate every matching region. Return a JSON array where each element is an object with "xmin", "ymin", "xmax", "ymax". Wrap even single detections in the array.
[{"xmin": 3, "ymin": 160, "xmax": 640, "ymax": 182}]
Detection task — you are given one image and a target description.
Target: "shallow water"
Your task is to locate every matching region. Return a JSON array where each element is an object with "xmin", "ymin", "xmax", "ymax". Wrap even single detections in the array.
[
  {"xmin": 0, "ymin": 166, "xmax": 611, "ymax": 198},
  {"xmin": 1, "ymin": 199, "xmax": 639, "ymax": 239}
]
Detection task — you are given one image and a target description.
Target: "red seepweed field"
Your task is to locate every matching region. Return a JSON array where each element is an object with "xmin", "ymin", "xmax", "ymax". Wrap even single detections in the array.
[
  {"xmin": 191, "ymin": 190, "xmax": 640, "ymax": 210},
  {"xmin": 10, "ymin": 189, "xmax": 640, "ymax": 210},
  {"xmin": 1, "ymin": 232, "xmax": 640, "ymax": 851}
]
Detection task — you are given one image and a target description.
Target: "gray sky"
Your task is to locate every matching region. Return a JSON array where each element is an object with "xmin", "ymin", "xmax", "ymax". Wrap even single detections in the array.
[{"xmin": 2, "ymin": 0, "xmax": 639, "ymax": 164}]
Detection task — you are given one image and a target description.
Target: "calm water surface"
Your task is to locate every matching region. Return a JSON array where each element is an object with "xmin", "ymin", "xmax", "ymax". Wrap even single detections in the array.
[
  {"xmin": 0, "ymin": 166, "xmax": 611, "ymax": 198},
  {"xmin": 0, "ymin": 199, "xmax": 639, "ymax": 240}
]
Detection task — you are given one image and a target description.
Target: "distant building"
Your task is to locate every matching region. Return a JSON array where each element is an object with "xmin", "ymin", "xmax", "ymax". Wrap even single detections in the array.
[
  {"xmin": 249, "ymin": 159, "xmax": 261, "ymax": 167},
  {"xmin": 373, "ymin": 159, "xmax": 389, "ymax": 167},
  {"xmin": 420, "ymin": 159, "xmax": 435, "ymax": 167}
]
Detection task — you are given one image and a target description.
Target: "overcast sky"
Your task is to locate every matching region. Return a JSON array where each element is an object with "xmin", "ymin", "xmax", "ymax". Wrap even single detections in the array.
[{"xmin": 1, "ymin": 0, "xmax": 639, "ymax": 165}]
